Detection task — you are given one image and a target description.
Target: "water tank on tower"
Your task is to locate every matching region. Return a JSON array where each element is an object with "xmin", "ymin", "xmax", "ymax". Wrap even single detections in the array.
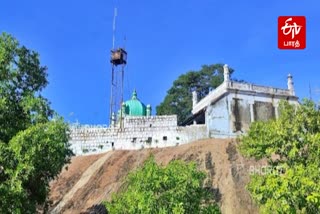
[{"xmin": 110, "ymin": 48, "xmax": 127, "ymax": 66}]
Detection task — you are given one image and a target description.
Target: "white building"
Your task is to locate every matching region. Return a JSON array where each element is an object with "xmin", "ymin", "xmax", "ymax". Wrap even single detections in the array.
[{"xmin": 189, "ymin": 65, "xmax": 299, "ymax": 138}]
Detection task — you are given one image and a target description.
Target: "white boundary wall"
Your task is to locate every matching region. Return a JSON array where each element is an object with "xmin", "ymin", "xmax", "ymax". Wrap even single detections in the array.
[{"xmin": 69, "ymin": 115, "xmax": 207, "ymax": 156}]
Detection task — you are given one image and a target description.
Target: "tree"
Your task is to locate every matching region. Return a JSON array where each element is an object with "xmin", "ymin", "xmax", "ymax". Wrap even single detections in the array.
[
  {"xmin": 104, "ymin": 156, "xmax": 220, "ymax": 214},
  {"xmin": 0, "ymin": 32, "xmax": 73, "ymax": 213},
  {"xmin": 240, "ymin": 100, "xmax": 320, "ymax": 213},
  {"xmin": 156, "ymin": 64, "xmax": 234, "ymax": 124}
]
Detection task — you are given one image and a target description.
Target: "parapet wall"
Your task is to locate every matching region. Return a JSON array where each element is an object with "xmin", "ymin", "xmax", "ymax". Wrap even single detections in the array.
[
  {"xmin": 229, "ymin": 81, "xmax": 292, "ymax": 96},
  {"xmin": 124, "ymin": 115, "xmax": 177, "ymax": 128},
  {"xmin": 69, "ymin": 115, "xmax": 207, "ymax": 155}
]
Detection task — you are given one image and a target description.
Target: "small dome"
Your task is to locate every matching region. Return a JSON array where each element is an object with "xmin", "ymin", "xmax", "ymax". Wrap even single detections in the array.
[{"xmin": 124, "ymin": 90, "xmax": 146, "ymax": 116}]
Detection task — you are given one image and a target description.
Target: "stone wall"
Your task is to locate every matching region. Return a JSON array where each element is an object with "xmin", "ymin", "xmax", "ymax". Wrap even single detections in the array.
[
  {"xmin": 231, "ymin": 98, "xmax": 251, "ymax": 132},
  {"xmin": 206, "ymin": 96, "xmax": 231, "ymax": 138},
  {"xmin": 205, "ymin": 91, "xmax": 299, "ymax": 138},
  {"xmin": 124, "ymin": 115, "xmax": 177, "ymax": 129},
  {"xmin": 69, "ymin": 115, "xmax": 207, "ymax": 156},
  {"xmin": 253, "ymin": 101, "xmax": 275, "ymax": 121}
]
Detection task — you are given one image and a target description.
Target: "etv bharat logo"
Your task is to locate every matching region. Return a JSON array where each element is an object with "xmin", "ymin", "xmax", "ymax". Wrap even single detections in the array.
[{"xmin": 278, "ymin": 16, "xmax": 306, "ymax": 49}]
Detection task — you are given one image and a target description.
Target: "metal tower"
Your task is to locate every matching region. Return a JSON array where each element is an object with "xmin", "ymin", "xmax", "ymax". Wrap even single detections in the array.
[
  {"xmin": 109, "ymin": 6, "xmax": 127, "ymax": 127},
  {"xmin": 110, "ymin": 48, "xmax": 127, "ymax": 127}
]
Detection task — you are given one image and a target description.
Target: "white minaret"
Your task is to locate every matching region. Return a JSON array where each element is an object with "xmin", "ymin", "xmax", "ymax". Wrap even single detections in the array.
[
  {"xmin": 224, "ymin": 64, "xmax": 230, "ymax": 82},
  {"xmin": 192, "ymin": 90, "xmax": 198, "ymax": 124},
  {"xmin": 192, "ymin": 90, "xmax": 198, "ymax": 108},
  {"xmin": 111, "ymin": 112, "xmax": 116, "ymax": 127},
  {"xmin": 287, "ymin": 74, "xmax": 295, "ymax": 96}
]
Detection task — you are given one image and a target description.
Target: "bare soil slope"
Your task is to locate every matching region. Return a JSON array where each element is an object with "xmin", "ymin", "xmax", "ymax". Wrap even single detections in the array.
[{"xmin": 49, "ymin": 139, "xmax": 264, "ymax": 214}]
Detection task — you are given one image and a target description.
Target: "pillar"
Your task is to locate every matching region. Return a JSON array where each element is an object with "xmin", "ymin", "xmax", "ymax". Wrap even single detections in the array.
[
  {"xmin": 146, "ymin": 104, "xmax": 151, "ymax": 116},
  {"xmin": 192, "ymin": 91, "xmax": 198, "ymax": 108},
  {"xmin": 192, "ymin": 91, "xmax": 198, "ymax": 124},
  {"xmin": 274, "ymin": 103, "xmax": 279, "ymax": 119},
  {"xmin": 121, "ymin": 102, "xmax": 126, "ymax": 117},
  {"xmin": 224, "ymin": 64, "xmax": 230, "ymax": 83},
  {"xmin": 249, "ymin": 100, "xmax": 255, "ymax": 123},
  {"xmin": 287, "ymin": 74, "xmax": 295, "ymax": 96},
  {"xmin": 111, "ymin": 112, "xmax": 116, "ymax": 127}
]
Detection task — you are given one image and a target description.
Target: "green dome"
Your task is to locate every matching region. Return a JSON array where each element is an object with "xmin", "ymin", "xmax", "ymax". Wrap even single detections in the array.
[{"xmin": 123, "ymin": 90, "xmax": 146, "ymax": 116}]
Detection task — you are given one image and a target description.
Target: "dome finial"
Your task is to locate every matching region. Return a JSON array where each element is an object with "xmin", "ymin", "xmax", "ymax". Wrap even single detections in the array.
[{"xmin": 132, "ymin": 89, "xmax": 137, "ymax": 99}]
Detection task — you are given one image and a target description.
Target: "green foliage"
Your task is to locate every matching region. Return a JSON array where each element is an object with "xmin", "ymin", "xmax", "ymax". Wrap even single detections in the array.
[
  {"xmin": 0, "ymin": 32, "xmax": 73, "ymax": 213},
  {"xmin": 0, "ymin": 32, "xmax": 50, "ymax": 143},
  {"xmin": 240, "ymin": 100, "xmax": 320, "ymax": 213},
  {"xmin": 156, "ymin": 64, "xmax": 234, "ymax": 124},
  {"xmin": 104, "ymin": 156, "xmax": 220, "ymax": 214}
]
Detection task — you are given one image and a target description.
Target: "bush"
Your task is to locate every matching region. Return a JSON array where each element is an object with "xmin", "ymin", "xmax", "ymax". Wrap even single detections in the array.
[{"xmin": 104, "ymin": 156, "xmax": 220, "ymax": 214}]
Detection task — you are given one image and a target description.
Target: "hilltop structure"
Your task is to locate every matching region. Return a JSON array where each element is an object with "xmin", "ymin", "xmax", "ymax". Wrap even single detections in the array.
[
  {"xmin": 69, "ymin": 66, "xmax": 299, "ymax": 155},
  {"xmin": 70, "ymin": 90, "xmax": 207, "ymax": 155},
  {"xmin": 186, "ymin": 65, "xmax": 299, "ymax": 137}
]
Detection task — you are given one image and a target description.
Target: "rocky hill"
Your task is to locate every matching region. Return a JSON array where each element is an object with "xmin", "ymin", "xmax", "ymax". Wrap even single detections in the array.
[{"xmin": 48, "ymin": 138, "xmax": 265, "ymax": 214}]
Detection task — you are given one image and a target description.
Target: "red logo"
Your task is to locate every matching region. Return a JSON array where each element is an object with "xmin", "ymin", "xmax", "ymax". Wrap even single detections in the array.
[{"xmin": 278, "ymin": 16, "xmax": 306, "ymax": 49}]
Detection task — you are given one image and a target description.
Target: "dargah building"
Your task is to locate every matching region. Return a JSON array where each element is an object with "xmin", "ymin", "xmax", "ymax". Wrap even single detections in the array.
[{"xmin": 69, "ymin": 66, "xmax": 298, "ymax": 155}]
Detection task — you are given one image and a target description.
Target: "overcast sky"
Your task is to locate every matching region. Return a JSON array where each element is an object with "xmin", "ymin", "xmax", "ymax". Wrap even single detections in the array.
[{"xmin": 1, "ymin": 0, "xmax": 319, "ymax": 124}]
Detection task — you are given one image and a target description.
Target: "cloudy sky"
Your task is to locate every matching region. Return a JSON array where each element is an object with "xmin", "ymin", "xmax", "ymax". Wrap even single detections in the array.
[{"xmin": 1, "ymin": 0, "xmax": 319, "ymax": 124}]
